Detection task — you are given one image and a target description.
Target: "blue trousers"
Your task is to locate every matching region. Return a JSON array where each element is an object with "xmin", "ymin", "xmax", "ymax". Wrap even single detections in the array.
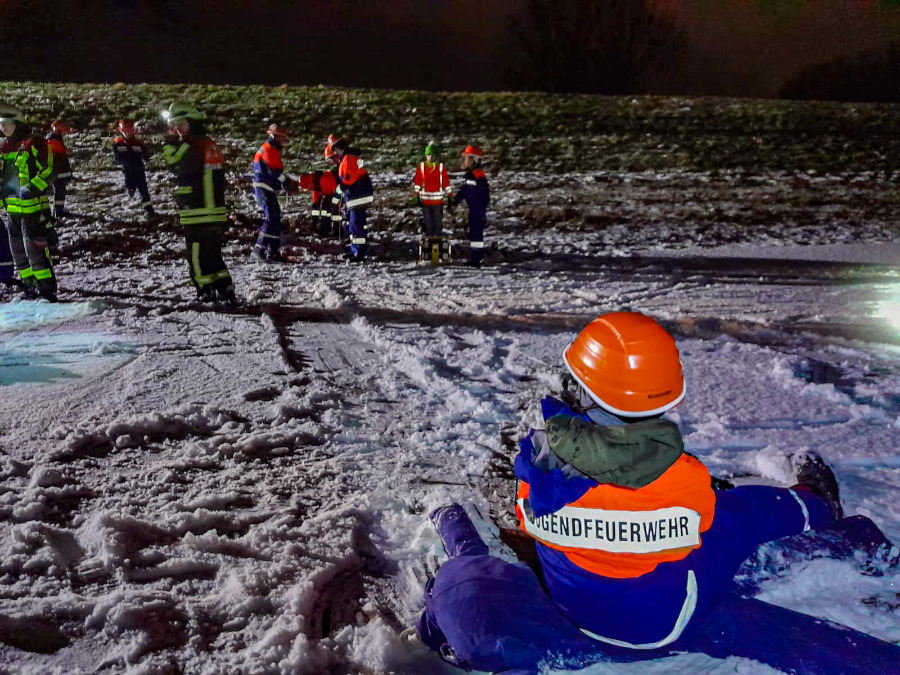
[
  {"xmin": 539, "ymin": 486, "xmax": 834, "ymax": 646},
  {"xmin": 124, "ymin": 168, "xmax": 151, "ymax": 203},
  {"xmin": 467, "ymin": 209, "xmax": 486, "ymax": 263},
  {"xmin": 343, "ymin": 207, "xmax": 367, "ymax": 259},
  {"xmin": 254, "ymin": 188, "xmax": 282, "ymax": 254}
]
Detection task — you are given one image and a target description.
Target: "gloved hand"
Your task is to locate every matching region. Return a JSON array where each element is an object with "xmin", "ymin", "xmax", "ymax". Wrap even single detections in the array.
[{"xmin": 18, "ymin": 185, "xmax": 32, "ymax": 199}]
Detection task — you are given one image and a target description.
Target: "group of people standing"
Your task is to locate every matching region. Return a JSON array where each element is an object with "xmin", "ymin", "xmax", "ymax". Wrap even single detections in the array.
[{"xmin": 0, "ymin": 97, "xmax": 492, "ymax": 306}]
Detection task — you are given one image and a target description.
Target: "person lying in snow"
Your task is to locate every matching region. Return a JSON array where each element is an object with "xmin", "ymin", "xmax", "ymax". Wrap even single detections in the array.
[{"xmin": 418, "ymin": 311, "xmax": 849, "ymax": 670}]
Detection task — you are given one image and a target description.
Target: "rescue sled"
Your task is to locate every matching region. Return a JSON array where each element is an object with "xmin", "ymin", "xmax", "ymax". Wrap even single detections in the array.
[{"xmin": 418, "ymin": 503, "xmax": 900, "ymax": 675}]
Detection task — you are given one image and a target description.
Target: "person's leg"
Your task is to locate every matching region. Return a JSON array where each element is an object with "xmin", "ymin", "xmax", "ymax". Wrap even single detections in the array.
[
  {"xmin": 254, "ymin": 189, "xmax": 281, "ymax": 258},
  {"xmin": 468, "ymin": 210, "xmax": 485, "ymax": 265},
  {"xmin": 421, "ymin": 205, "xmax": 432, "ymax": 237},
  {"xmin": 434, "ymin": 204, "xmax": 443, "ymax": 238},
  {"xmin": 22, "ymin": 211, "xmax": 56, "ymax": 301},
  {"xmin": 136, "ymin": 169, "xmax": 151, "ymax": 204},
  {"xmin": 6, "ymin": 213, "xmax": 33, "ymax": 294},
  {"xmin": 262, "ymin": 192, "xmax": 282, "ymax": 257},
  {"xmin": 0, "ymin": 214, "xmax": 15, "ymax": 285},
  {"xmin": 348, "ymin": 208, "xmax": 367, "ymax": 260},
  {"xmin": 686, "ymin": 485, "xmax": 837, "ymax": 629},
  {"xmin": 53, "ymin": 178, "xmax": 68, "ymax": 217},
  {"xmin": 124, "ymin": 170, "xmax": 136, "ymax": 199}
]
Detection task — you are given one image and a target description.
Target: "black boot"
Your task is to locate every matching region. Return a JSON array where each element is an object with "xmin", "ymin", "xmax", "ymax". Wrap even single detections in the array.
[
  {"xmin": 217, "ymin": 284, "xmax": 237, "ymax": 306},
  {"xmin": 792, "ymin": 450, "xmax": 844, "ymax": 519}
]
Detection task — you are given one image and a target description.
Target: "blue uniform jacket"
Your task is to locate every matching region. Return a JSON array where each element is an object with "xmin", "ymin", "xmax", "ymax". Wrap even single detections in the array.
[
  {"xmin": 515, "ymin": 397, "xmax": 702, "ymax": 648},
  {"xmin": 336, "ymin": 147, "xmax": 374, "ymax": 210},
  {"xmin": 252, "ymin": 139, "xmax": 287, "ymax": 194},
  {"xmin": 455, "ymin": 168, "xmax": 489, "ymax": 214}
]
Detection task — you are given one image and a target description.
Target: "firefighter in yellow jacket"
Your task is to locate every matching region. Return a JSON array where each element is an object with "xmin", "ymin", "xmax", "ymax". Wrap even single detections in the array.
[
  {"xmin": 162, "ymin": 101, "xmax": 236, "ymax": 305},
  {"xmin": 0, "ymin": 105, "xmax": 57, "ymax": 301}
]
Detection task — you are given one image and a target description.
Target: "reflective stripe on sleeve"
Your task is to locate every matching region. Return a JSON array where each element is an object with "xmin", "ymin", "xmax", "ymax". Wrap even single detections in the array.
[
  {"xmin": 350, "ymin": 237, "xmax": 367, "ymax": 244},
  {"xmin": 163, "ymin": 143, "xmax": 190, "ymax": 165},
  {"xmin": 469, "ymin": 241, "xmax": 485, "ymax": 248},
  {"xmin": 252, "ymin": 182, "xmax": 275, "ymax": 192}
]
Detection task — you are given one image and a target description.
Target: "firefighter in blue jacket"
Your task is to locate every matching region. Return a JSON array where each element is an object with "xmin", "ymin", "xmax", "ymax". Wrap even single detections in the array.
[
  {"xmin": 456, "ymin": 145, "xmax": 490, "ymax": 267},
  {"xmin": 329, "ymin": 137, "xmax": 373, "ymax": 262},
  {"xmin": 251, "ymin": 124, "xmax": 293, "ymax": 262},
  {"xmin": 514, "ymin": 312, "xmax": 844, "ymax": 649},
  {"xmin": 112, "ymin": 119, "xmax": 154, "ymax": 215}
]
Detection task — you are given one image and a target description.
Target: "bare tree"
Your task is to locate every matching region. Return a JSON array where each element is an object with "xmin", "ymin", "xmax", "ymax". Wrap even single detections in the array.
[{"xmin": 510, "ymin": 0, "xmax": 688, "ymax": 94}]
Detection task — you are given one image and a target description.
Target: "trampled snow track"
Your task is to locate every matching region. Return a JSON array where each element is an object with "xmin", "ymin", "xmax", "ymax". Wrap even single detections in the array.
[{"xmin": 1, "ymin": 161, "xmax": 899, "ymax": 673}]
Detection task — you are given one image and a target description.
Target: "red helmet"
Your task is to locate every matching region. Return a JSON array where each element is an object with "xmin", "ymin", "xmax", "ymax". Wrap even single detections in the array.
[
  {"xmin": 267, "ymin": 124, "xmax": 289, "ymax": 141},
  {"xmin": 119, "ymin": 118, "xmax": 136, "ymax": 135},
  {"xmin": 462, "ymin": 145, "xmax": 484, "ymax": 159},
  {"xmin": 324, "ymin": 133, "xmax": 341, "ymax": 159},
  {"xmin": 563, "ymin": 312, "xmax": 685, "ymax": 418},
  {"xmin": 51, "ymin": 120, "xmax": 72, "ymax": 136}
]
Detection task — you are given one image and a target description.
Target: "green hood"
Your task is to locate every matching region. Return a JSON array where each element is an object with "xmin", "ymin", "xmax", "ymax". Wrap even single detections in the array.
[{"xmin": 545, "ymin": 414, "xmax": 684, "ymax": 489}]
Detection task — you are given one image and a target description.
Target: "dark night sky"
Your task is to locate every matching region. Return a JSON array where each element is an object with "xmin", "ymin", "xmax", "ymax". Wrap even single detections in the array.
[{"xmin": 0, "ymin": 0, "xmax": 898, "ymax": 97}]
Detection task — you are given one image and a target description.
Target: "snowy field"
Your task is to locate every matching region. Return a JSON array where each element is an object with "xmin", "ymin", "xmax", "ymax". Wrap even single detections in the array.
[{"xmin": 0, "ymin": 129, "xmax": 898, "ymax": 671}]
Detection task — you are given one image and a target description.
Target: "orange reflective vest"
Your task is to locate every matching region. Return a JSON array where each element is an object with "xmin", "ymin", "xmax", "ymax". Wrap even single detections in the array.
[
  {"xmin": 516, "ymin": 453, "xmax": 716, "ymax": 579},
  {"xmin": 413, "ymin": 162, "xmax": 451, "ymax": 205}
]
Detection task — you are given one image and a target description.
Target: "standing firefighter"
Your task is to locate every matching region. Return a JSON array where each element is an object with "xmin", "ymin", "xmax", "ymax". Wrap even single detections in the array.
[
  {"xmin": 0, "ymin": 105, "xmax": 57, "ymax": 301},
  {"xmin": 46, "ymin": 120, "xmax": 74, "ymax": 219},
  {"xmin": 113, "ymin": 119, "xmax": 155, "ymax": 215},
  {"xmin": 331, "ymin": 137, "xmax": 373, "ymax": 262},
  {"xmin": 456, "ymin": 145, "xmax": 489, "ymax": 267},
  {"xmin": 413, "ymin": 142, "xmax": 452, "ymax": 261},
  {"xmin": 161, "ymin": 101, "xmax": 235, "ymax": 304},
  {"xmin": 251, "ymin": 124, "xmax": 292, "ymax": 262}
]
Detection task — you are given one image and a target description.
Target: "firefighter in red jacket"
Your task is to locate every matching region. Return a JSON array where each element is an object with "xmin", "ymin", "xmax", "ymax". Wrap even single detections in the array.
[
  {"xmin": 46, "ymin": 119, "xmax": 73, "ymax": 219},
  {"xmin": 413, "ymin": 142, "xmax": 452, "ymax": 240}
]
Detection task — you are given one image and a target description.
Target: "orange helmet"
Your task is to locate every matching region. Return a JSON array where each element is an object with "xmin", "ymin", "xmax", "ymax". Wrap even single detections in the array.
[
  {"xmin": 51, "ymin": 119, "xmax": 72, "ymax": 136},
  {"xmin": 267, "ymin": 123, "xmax": 289, "ymax": 141},
  {"xmin": 462, "ymin": 145, "xmax": 484, "ymax": 159},
  {"xmin": 324, "ymin": 133, "xmax": 341, "ymax": 159},
  {"xmin": 563, "ymin": 312, "xmax": 685, "ymax": 418},
  {"xmin": 119, "ymin": 118, "xmax": 136, "ymax": 135}
]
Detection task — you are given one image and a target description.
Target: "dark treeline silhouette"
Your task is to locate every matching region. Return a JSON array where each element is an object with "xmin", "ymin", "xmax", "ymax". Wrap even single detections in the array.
[
  {"xmin": 509, "ymin": 0, "xmax": 687, "ymax": 94},
  {"xmin": 779, "ymin": 43, "xmax": 900, "ymax": 103},
  {"xmin": 1, "ymin": 0, "xmax": 897, "ymax": 102}
]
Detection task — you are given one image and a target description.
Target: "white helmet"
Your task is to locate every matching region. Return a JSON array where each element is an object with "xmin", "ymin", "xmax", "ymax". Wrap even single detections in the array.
[
  {"xmin": 162, "ymin": 100, "xmax": 205, "ymax": 124},
  {"xmin": 0, "ymin": 105, "xmax": 23, "ymax": 123}
]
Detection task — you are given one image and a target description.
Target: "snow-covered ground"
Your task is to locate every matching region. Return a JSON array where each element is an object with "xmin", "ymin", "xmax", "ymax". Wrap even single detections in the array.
[{"xmin": 0, "ymin": 163, "xmax": 898, "ymax": 674}]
